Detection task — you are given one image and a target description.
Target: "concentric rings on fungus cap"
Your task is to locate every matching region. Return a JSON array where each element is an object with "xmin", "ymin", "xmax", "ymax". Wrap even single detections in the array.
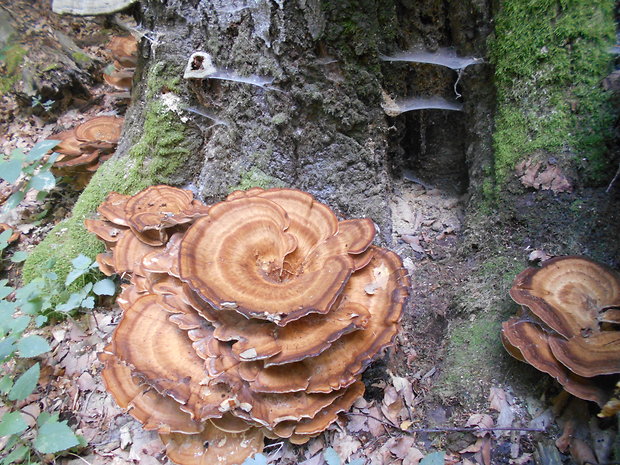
[
  {"xmin": 74, "ymin": 116, "xmax": 124, "ymax": 144},
  {"xmin": 178, "ymin": 192, "xmax": 375, "ymax": 325}
]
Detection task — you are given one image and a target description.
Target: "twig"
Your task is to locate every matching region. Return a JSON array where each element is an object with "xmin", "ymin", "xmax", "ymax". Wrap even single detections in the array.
[
  {"xmin": 343, "ymin": 413, "xmax": 546, "ymax": 434},
  {"xmin": 606, "ymin": 161, "xmax": 620, "ymax": 193},
  {"xmin": 66, "ymin": 453, "xmax": 94, "ymax": 465},
  {"xmin": 406, "ymin": 426, "xmax": 546, "ymax": 434}
]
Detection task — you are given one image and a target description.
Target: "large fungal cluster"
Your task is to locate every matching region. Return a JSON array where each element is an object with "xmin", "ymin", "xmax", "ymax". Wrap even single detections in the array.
[
  {"xmin": 86, "ymin": 186, "xmax": 410, "ymax": 465},
  {"xmin": 49, "ymin": 116, "xmax": 124, "ymax": 188},
  {"xmin": 502, "ymin": 256, "xmax": 620, "ymax": 406}
]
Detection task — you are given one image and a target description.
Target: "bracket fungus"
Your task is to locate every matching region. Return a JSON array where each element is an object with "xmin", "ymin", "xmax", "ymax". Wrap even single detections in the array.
[
  {"xmin": 502, "ymin": 256, "xmax": 620, "ymax": 406},
  {"xmin": 48, "ymin": 116, "xmax": 124, "ymax": 188},
  {"xmin": 87, "ymin": 186, "xmax": 410, "ymax": 465}
]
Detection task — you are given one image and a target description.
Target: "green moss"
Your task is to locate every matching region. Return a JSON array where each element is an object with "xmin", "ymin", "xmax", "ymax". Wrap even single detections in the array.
[
  {"xmin": 488, "ymin": 0, "xmax": 616, "ymax": 189},
  {"xmin": 0, "ymin": 44, "xmax": 27, "ymax": 94},
  {"xmin": 229, "ymin": 167, "xmax": 286, "ymax": 192},
  {"xmin": 438, "ymin": 318, "xmax": 506, "ymax": 402},
  {"xmin": 71, "ymin": 51, "xmax": 91, "ymax": 67},
  {"xmin": 23, "ymin": 61, "xmax": 193, "ymax": 288}
]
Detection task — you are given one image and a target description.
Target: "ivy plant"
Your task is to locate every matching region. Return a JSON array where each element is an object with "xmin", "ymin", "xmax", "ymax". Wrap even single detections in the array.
[
  {"xmin": 0, "ymin": 237, "xmax": 116, "ymax": 463},
  {"xmin": 0, "ymin": 139, "xmax": 60, "ymax": 212}
]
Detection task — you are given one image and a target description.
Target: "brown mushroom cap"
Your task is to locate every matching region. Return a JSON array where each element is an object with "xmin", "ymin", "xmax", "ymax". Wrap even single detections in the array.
[
  {"xmin": 501, "ymin": 317, "xmax": 608, "ymax": 405},
  {"xmin": 548, "ymin": 332, "xmax": 620, "ymax": 377},
  {"xmin": 100, "ymin": 352, "xmax": 203, "ymax": 434},
  {"xmin": 179, "ymin": 195, "xmax": 369, "ymax": 325},
  {"xmin": 50, "ymin": 129, "xmax": 82, "ymax": 156},
  {"xmin": 103, "ymin": 70, "xmax": 134, "ymax": 91},
  {"xmin": 272, "ymin": 380, "xmax": 364, "ymax": 439},
  {"xmin": 97, "ymin": 192, "xmax": 130, "ymax": 226},
  {"xmin": 160, "ymin": 423, "xmax": 264, "ymax": 465},
  {"xmin": 113, "ymin": 229, "xmax": 162, "ymax": 275},
  {"xmin": 510, "ymin": 256, "xmax": 620, "ymax": 338},
  {"xmin": 75, "ymin": 116, "xmax": 124, "ymax": 144},
  {"xmin": 107, "ymin": 36, "xmax": 138, "ymax": 61},
  {"xmin": 213, "ymin": 247, "xmax": 408, "ymax": 394},
  {"xmin": 125, "ymin": 185, "xmax": 208, "ymax": 236},
  {"xmin": 84, "ymin": 219, "xmax": 125, "ymax": 244}
]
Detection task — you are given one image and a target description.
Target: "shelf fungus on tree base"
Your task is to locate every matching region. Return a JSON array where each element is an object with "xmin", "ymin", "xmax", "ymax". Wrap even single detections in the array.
[
  {"xmin": 47, "ymin": 116, "xmax": 124, "ymax": 188},
  {"xmin": 502, "ymin": 256, "xmax": 620, "ymax": 407},
  {"xmin": 86, "ymin": 186, "xmax": 410, "ymax": 465}
]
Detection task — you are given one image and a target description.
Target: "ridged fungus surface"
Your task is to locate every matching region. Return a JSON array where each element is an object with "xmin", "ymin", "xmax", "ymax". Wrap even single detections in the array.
[
  {"xmin": 86, "ymin": 186, "xmax": 410, "ymax": 465},
  {"xmin": 502, "ymin": 256, "xmax": 620, "ymax": 407}
]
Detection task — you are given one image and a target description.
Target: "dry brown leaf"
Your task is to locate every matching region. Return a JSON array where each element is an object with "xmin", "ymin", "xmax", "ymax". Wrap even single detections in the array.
[
  {"xmin": 386, "ymin": 436, "xmax": 416, "ymax": 459},
  {"xmin": 465, "ymin": 413, "xmax": 493, "ymax": 437},
  {"xmin": 569, "ymin": 438, "xmax": 598, "ymax": 465}
]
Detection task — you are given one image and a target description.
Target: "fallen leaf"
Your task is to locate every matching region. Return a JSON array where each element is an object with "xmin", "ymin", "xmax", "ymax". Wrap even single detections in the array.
[
  {"xmin": 569, "ymin": 438, "xmax": 598, "ymax": 465},
  {"xmin": 465, "ymin": 414, "xmax": 493, "ymax": 437}
]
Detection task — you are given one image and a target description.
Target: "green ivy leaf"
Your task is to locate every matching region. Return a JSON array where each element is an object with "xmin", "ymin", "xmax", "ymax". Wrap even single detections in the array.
[
  {"xmin": 0, "ymin": 280, "xmax": 13, "ymax": 299},
  {"xmin": 1, "ymin": 445, "xmax": 29, "ymax": 464},
  {"xmin": 420, "ymin": 452, "xmax": 445, "ymax": 465},
  {"xmin": 241, "ymin": 454, "xmax": 267, "ymax": 465},
  {"xmin": 0, "ymin": 336, "xmax": 16, "ymax": 362},
  {"xmin": 0, "ymin": 375, "xmax": 13, "ymax": 394},
  {"xmin": 17, "ymin": 335, "xmax": 50, "ymax": 358},
  {"xmin": 81, "ymin": 296, "xmax": 95, "ymax": 309},
  {"xmin": 8, "ymin": 363, "xmax": 39, "ymax": 401},
  {"xmin": 4, "ymin": 191, "xmax": 24, "ymax": 211},
  {"xmin": 0, "ymin": 158, "xmax": 23, "ymax": 184},
  {"xmin": 10, "ymin": 251, "xmax": 28, "ymax": 263},
  {"xmin": 93, "ymin": 279, "xmax": 116, "ymax": 296},
  {"xmin": 28, "ymin": 172, "xmax": 55, "ymax": 191},
  {"xmin": 9, "ymin": 316, "xmax": 30, "ymax": 334},
  {"xmin": 0, "ymin": 412, "xmax": 28, "ymax": 437},
  {"xmin": 26, "ymin": 140, "xmax": 60, "ymax": 162},
  {"xmin": 34, "ymin": 315, "xmax": 47, "ymax": 327},
  {"xmin": 324, "ymin": 448, "xmax": 342, "ymax": 465},
  {"xmin": 71, "ymin": 254, "xmax": 92, "ymax": 270},
  {"xmin": 33, "ymin": 418, "xmax": 80, "ymax": 453}
]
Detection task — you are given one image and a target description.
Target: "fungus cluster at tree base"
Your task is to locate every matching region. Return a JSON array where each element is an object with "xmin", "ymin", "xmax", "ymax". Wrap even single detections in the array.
[
  {"xmin": 502, "ymin": 256, "xmax": 620, "ymax": 407},
  {"xmin": 48, "ymin": 116, "xmax": 124, "ymax": 188},
  {"xmin": 86, "ymin": 186, "xmax": 410, "ymax": 465}
]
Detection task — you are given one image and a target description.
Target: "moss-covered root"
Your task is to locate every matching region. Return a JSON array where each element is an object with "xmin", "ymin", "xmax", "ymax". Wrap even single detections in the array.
[
  {"xmin": 22, "ymin": 61, "xmax": 195, "ymax": 286},
  {"xmin": 489, "ymin": 0, "xmax": 616, "ymax": 188}
]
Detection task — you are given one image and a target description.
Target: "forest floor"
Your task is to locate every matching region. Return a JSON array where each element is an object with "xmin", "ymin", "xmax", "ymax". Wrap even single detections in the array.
[{"xmin": 0, "ymin": 3, "xmax": 616, "ymax": 465}]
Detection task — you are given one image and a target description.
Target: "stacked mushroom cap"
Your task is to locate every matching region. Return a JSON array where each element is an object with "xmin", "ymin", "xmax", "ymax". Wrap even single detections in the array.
[
  {"xmin": 49, "ymin": 116, "xmax": 124, "ymax": 188},
  {"xmin": 103, "ymin": 36, "xmax": 137, "ymax": 91},
  {"xmin": 86, "ymin": 186, "xmax": 410, "ymax": 465},
  {"xmin": 502, "ymin": 256, "xmax": 620, "ymax": 406}
]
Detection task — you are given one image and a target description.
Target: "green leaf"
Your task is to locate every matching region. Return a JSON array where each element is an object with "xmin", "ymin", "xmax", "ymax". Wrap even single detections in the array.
[
  {"xmin": 10, "ymin": 251, "xmax": 28, "ymax": 263},
  {"xmin": 93, "ymin": 279, "xmax": 116, "ymax": 296},
  {"xmin": 81, "ymin": 296, "xmax": 95, "ymax": 309},
  {"xmin": 0, "ymin": 412, "xmax": 28, "ymax": 437},
  {"xmin": 26, "ymin": 140, "xmax": 60, "ymax": 162},
  {"xmin": 4, "ymin": 191, "xmax": 24, "ymax": 210},
  {"xmin": 0, "ymin": 280, "xmax": 13, "ymax": 299},
  {"xmin": 420, "ymin": 452, "xmax": 445, "ymax": 465},
  {"xmin": 33, "ymin": 418, "xmax": 80, "ymax": 453},
  {"xmin": 348, "ymin": 459, "xmax": 366, "ymax": 465},
  {"xmin": 64, "ymin": 268, "xmax": 86, "ymax": 286},
  {"xmin": 324, "ymin": 448, "xmax": 342, "ymax": 465},
  {"xmin": 8, "ymin": 363, "xmax": 39, "ymax": 401},
  {"xmin": 1, "ymin": 445, "xmax": 29, "ymax": 464},
  {"xmin": 35, "ymin": 315, "xmax": 47, "ymax": 327},
  {"xmin": 0, "ymin": 159, "xmax": 23, "ymax": 184},
  {"xmin": 71, "ymin": 254, "xmax": 92, "ymax": 270},
  {"xmin": 0, "ymin": 336, "xmax": 16, "ymax": 362},
  {"xmin": 241, "ymin": 454, "xmax": 267, "ymax": 465},
  {"xmin": 17, "ymin": 335, "xmax": 50, "ymax": 358},
  {"xmin": 0, "ymin": 375, "xmax": 13, "ymax": 394},
  {"xmin": 9, "ymin": 316, "xmax": 30, "ymax": 334},
  {"xmin": 0, "ymin": 229, "xmax": 12, "ymax": 244},
  {"xmin": 29, "ymin": 172, "xmax": 55, "ymax": 191}
]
